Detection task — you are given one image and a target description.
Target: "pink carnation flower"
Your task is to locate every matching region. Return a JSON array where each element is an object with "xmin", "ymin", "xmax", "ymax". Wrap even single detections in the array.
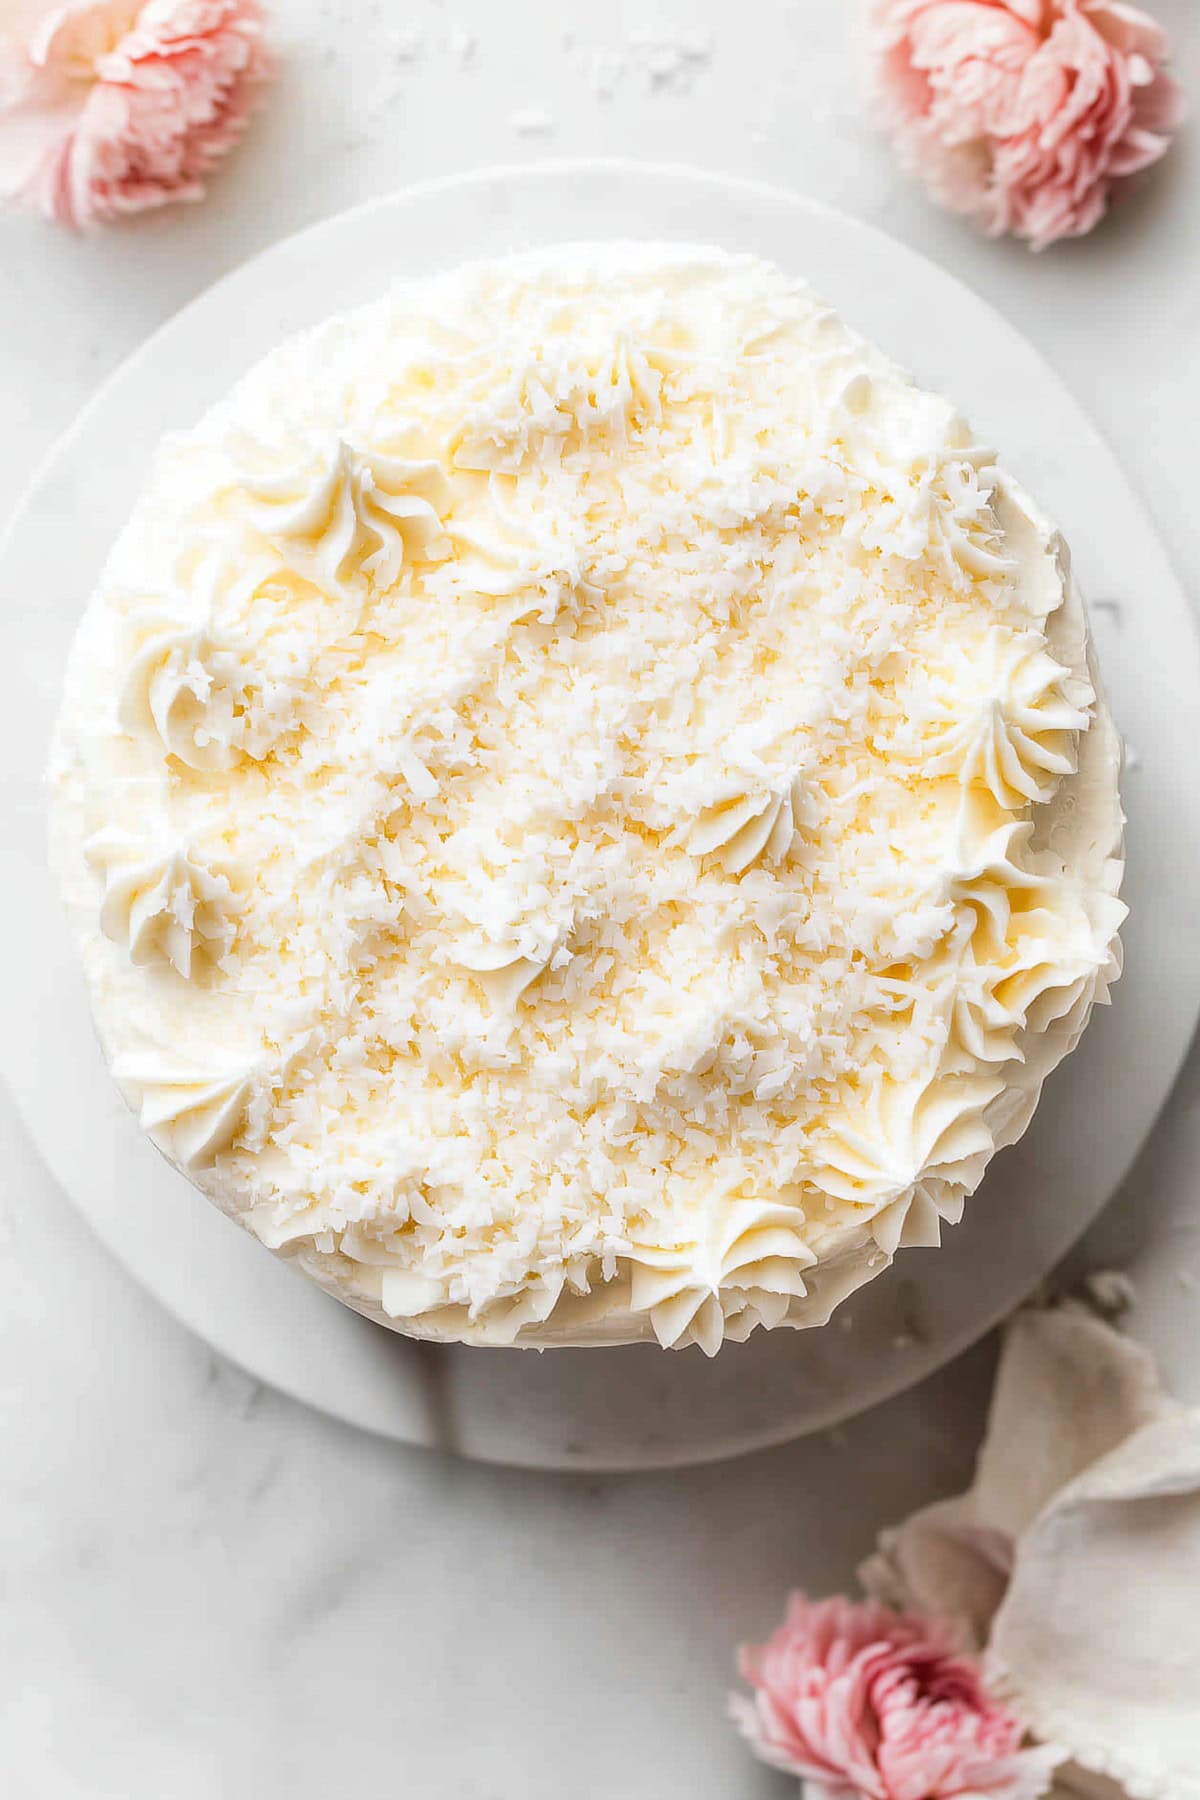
[
  {"xmin": 0, "ymin": 0, "xmax": 270, "ymax": 228},
  {"xmin": 732, "ymin": 1593, "xmax": 1061, "ymax": 1800},
  {"xmin": 872, "ymin": 0, "xmax": 1186, "ymax": 248}
]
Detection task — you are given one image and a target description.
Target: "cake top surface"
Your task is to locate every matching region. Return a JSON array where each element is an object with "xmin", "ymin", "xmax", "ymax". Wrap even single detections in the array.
[{"xmin": 51, "ymin": 245, "xmax": 1123, "ymax": 1352}]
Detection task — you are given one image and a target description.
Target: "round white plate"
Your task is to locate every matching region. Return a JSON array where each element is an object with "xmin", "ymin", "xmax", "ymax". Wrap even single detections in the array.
[{"xmin": 2, "ymin": 162, "xmax": 1197, "ymax": 1470}]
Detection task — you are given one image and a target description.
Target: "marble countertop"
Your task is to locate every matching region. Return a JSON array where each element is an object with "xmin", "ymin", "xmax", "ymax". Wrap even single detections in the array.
[{"xmin": 2, "ymin": 3, "xmax": 1198, "ymax": 1795}]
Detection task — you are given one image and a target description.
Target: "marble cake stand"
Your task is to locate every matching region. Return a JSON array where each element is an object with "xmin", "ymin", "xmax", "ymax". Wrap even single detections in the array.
[{"xmin": 2, "ymin": 162, "xmax": 1197, "ymax": 1469}]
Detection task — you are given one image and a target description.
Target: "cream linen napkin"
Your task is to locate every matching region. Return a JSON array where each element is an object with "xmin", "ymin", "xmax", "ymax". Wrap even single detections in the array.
[{"xmin": 861, "ymin": 1305, "xmax": 1200, "ymax": 1800}]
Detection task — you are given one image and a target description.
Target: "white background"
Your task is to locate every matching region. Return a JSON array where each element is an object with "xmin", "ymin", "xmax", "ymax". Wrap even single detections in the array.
[{"xmin": 1, "ymin": 3, "xmax": 1198, "ymax": 1795}]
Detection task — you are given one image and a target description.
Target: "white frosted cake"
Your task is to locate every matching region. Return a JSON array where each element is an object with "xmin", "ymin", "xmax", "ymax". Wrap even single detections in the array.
[{"xmin": 50, "ymin": 246, "xmax": 1125, "ymax": 1354}]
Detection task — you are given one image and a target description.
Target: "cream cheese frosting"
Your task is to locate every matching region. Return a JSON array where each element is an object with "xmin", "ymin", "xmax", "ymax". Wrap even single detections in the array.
[{"xmin": 49, "ymin": 244, "xmax": 1126, "ymax": 1354}]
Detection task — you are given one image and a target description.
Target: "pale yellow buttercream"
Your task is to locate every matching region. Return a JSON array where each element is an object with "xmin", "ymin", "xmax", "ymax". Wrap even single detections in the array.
[{"xmin": 50, "ymin": 246, "xmax": 1124, "ymax": 1352}]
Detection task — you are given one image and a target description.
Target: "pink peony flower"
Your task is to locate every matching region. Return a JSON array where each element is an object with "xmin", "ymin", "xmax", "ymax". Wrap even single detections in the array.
[
  {"xmin": 0, "ymin": 0, "xmax": 270, "ymax": 228},
  {"xmin": 871, "ymin": 0, "xmax": 1187, "ymax": 248},
  {"xmin": 732, "ymin": 1593, "xmax": 1062, "ymax": 1800}
]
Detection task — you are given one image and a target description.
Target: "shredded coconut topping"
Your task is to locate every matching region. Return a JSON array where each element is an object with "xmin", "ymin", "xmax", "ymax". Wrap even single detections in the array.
[{"xmin": 50, "ymin": 246, "xmax": 1124, "ymax": 1353}]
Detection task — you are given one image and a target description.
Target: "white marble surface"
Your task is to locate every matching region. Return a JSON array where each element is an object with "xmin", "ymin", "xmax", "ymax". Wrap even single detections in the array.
[{"xmin": 1, "ymin": 3, "xmax": 1198, "ymax": 1795}]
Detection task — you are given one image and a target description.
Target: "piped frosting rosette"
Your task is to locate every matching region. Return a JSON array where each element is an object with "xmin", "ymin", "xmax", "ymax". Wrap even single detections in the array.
[{"xmin": 49, "ymin": 246, "xmax": 1124, "ymax": 1353}]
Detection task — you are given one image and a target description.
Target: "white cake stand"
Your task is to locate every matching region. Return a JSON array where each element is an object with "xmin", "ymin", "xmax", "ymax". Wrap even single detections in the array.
[{"xmin": 3, "ymin": 163, "xmax": 1197, "ymax": 1470}]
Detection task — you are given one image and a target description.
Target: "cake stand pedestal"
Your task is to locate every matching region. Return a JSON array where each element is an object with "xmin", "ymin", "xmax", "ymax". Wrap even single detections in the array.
[{"xmin": 2, "ymin": 164, "xmax": 1197, "ymax": 1468}]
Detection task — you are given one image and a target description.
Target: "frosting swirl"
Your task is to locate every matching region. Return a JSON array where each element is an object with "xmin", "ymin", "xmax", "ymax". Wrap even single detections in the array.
[
  {"xmin": 85, "ymin": 828, "xmax": 239, "ymax": 978},
  {"xmin": 112, "ymin": 1049, "xmax": 256, "ymax": 1172},
  {"xmin": 242, "ymin": 438, "xmax": 450, "ymax": 592},
  {"xmin": 686, "ymin": 776, "xmax": 807, "ymax": 874}
]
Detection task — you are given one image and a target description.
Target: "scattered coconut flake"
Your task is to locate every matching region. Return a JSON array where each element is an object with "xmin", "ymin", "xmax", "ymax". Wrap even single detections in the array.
[
  {"xmin": 628, "ymin": 24, "xmax": 713, "ymax": 94},
  {"xmin": 386, "ymin": 24, "xmax": 425, "ymax": 63},
  {"xmin": 509, "ymin": 103, "xmax": 556, "ymax": 137},
  {"xmin": 589, "ymin": 48, "xmax": 626, "ymax": 100},
  {"xmin": 448, "ymin": 24, "xmax": 476, "ymax": 66}
]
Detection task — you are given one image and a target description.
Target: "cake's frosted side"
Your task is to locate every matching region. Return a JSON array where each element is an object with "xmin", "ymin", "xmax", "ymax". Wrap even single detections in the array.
[{"xmin": 49, "ymin": 245, "xmax": 1125, "ymax": 1354}]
